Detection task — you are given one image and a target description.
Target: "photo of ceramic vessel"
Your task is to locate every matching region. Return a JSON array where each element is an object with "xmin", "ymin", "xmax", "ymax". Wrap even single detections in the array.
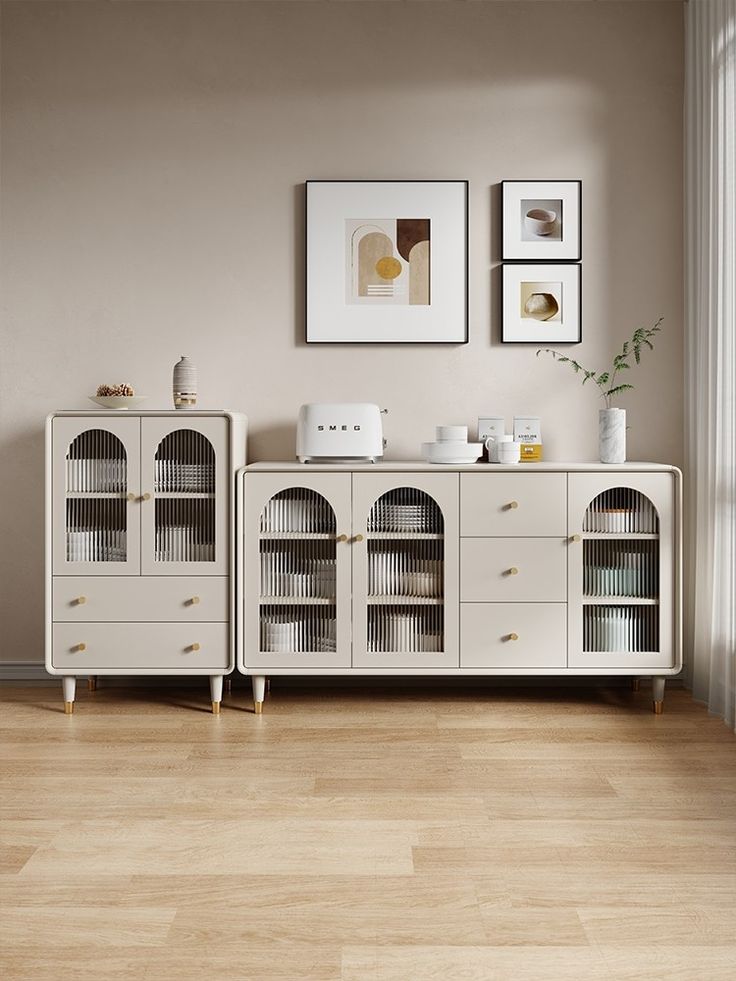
[
  {"xmin": 524, "ymin": 207, "xmax": 557, "ymax": 236},
  {"xmin": 523, "ymin": 292, "xmax": 559, "ymax": 321}
]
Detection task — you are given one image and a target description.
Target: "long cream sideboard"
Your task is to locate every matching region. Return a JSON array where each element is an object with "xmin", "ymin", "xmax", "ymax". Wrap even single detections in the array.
[
  {"xmin": 238, "ymin": 462, "xmax": 682, "ymax": 714},
  {"xmin": 46, "ymin": 411, "xmax": 247, "ymax": 713}
]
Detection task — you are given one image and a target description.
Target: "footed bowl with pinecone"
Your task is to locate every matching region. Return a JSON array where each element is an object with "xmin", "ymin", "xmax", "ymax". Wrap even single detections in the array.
[{"xmin": 89, "ymin": 383, "xmax": 148, "ymax": 410}]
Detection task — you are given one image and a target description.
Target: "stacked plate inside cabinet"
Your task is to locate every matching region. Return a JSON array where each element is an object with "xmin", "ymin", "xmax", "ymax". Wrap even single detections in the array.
[{"xmin": 421, "ymin": 426, "xmax": 483, "ymax": 465}]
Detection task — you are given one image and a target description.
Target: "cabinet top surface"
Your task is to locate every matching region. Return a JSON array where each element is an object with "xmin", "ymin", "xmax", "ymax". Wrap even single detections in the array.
[
  {"xmin": 49, "ymin": 410, "xmax": 246, "ymax": 419},
  {"xmin": 243, "ymin": 460, "xmax": 680, "ymax": 474}
]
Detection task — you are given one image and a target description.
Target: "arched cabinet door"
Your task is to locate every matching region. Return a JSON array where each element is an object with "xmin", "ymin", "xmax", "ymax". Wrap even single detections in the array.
[
  {"xmin": 243, "ymin": 473, "xmax": 352, "ymax": 669},
  {"xmin": 52, "ymin": 417, "xmax": 141, "ymax": 576},
  {"xmin": 352, "ymin": 473, "xmax": 459, "ymax": 668},
  {"xmin": 139, "ymin": 417, "xmax": 228, "ymax": 575},
  {"xmin": 568, "ymin": 472, "xmax": 677, "ymax": 670}
]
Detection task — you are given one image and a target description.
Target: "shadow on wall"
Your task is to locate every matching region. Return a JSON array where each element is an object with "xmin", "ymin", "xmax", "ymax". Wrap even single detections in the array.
[{"xmin": 248, "ymin": 422, "xmax": 295, "ymax": 462}]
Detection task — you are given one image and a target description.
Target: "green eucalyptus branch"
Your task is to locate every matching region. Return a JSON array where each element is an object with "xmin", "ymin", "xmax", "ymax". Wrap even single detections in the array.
[{"xmin": 536, "ymin": 317, "xmax": 663, "ymax": 410}]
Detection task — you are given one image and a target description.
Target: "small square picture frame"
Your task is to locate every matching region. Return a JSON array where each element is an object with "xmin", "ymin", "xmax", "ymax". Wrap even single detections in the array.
[
  {"xmin": 502, "ymin": 180, "xmax": 582, "ymax": 261},
  {"xmin": 502, "ymin": 263, "xmax": 582, "ymax": 344}
]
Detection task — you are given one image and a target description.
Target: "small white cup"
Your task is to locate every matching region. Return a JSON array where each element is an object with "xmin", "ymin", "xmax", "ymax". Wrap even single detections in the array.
[{"xmin": 485, "ymin": 435, "xmax": 520, "ymax": 464}]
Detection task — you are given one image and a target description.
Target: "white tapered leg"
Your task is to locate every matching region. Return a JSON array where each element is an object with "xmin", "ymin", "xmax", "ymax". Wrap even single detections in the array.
[
  {"xmin": 652, "ymin": 676, "xmax": 666, "ymax": 714},
  {"xmin": 210, "ymin": 675, "xmax": 223, "ymax": 715},
  {"xmin": 253, "ymin": 675, "xmax": 266, "ymax": 715},
  {"xmin": 62, "ymin": 676, "xmax": 76, "ymax": 715}
]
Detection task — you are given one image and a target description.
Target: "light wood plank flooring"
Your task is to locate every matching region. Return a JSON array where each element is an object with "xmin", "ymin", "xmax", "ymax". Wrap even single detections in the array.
[{"xmin": 1, "ymin": 678, "xmax": 735, "ymax": 980}]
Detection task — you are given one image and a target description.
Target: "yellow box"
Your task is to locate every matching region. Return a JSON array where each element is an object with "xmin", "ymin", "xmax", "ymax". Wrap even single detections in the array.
[{"xmin": 520, "ymin": 443, "xmax": 543, "ymax": 462}]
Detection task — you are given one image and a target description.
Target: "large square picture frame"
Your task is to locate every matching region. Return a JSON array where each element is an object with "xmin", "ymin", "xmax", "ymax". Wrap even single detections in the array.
[
  {"xmin": 306, "ymin": 180, "xmax": 468, "ymax": 343},
  {"xmin": 502, "ymin": 180, "xmax": 582, "ymax": 261}
]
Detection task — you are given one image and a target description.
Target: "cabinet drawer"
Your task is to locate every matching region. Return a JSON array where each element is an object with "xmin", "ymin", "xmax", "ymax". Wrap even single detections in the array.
[
  {"xmin": 53, "ymin": 577, "xmax": 228, "ymax": 622},
  {"xmin": 461, "ymin": 603, "xmax": 566, "ymax": 667},
  {"xmin": 460, "ymin": 538, "xmax": 567, "ymax": 602},
  {"xmin": 52, "ymin": 622, "xmax": 229, "ymax": 670},
  {"xmin": 460, "ymin": 473, "xmax": 566, "ymax": 536}
]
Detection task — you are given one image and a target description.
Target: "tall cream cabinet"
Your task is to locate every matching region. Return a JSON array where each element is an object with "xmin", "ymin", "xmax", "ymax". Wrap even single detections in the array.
[
  {"xmin": 238, "ymin": 462, "xmax": 681, "ymax": 714},
  {"xmin": 46, "ymin": 411, "xmax": 247, "ymax": 713}
]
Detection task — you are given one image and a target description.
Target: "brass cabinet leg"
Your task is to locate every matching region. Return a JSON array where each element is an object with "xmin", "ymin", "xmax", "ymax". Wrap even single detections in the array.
[
  {"xmin": 62, "ymin": 676, "xmax": 76, "ymax": 715},
  {"xmin": 631, "ymin": 677, "xmax": 640, "ymax": 692},
  {"xmin": 209, "ymin": 675, "xmax": 223, "ymax": 715},
  {"xmin": 87, "ymin": 676, "xmax": 98, "ymax": 692},
  {"xmin": 652, "ymin": 676, "xmax": 666, "ymax": 714},
  {"xmin": 253, "ymin": 675, "xmax": 266, "ymax": 714}
]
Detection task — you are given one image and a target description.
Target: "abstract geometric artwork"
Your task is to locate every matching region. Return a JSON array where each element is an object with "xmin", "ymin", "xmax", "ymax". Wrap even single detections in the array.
[
  {"xmin": 307, "ymin": 181, "xmax": 467, "ymax": 343},
  {"xmin": 346, "ymin": 219, "xmax": 430, "ymax": 305}
]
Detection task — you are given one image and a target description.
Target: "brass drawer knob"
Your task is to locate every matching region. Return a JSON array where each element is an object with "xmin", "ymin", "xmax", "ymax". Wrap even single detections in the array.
[
  {"xmin": 505, "ymin": 567, "xmax": 519, "ymax": 576},
  {"xmin": 127, "ymin": 492, "xmax": 136, "ymax": 502},
  {"xmin": 504, "ymin": 501, "xmax": 519, "ymax": 510},
  {"xmin": 335, "ymin": 534, "xmax": 348, "ymax": 543},
  {"xmin": 351, "ymin": 534, "xmax": 364, "ymax": 543},
  {"xmin": 188, "ymin": 596, "xmax": 201, "ymax": 605},
  {"xmin": 188, "ymin": 643, "xmax": 201, "ymax": 652},
  {"xmin": 505, "ymin": 633, "xmax": 519, "ymax": 642},
  {"xmin": 74, "ymin": 596, "xmax": 86, "ymax": 606},
  {"xmin": 73, "ymin": 642, "xmax": 86, "ymax": 652},
  {"xmin": 570, "ymin": 533, "xmax": 582, "ymax": 543},
  {"xmin": 141, "ymin": 492, "xmax": 152, "ymax": 502}
]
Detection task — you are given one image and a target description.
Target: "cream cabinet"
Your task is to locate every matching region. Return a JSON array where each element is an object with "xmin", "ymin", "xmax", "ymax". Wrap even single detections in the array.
[
  {"xmin": 46, "ymin": 411, "xmax": 247, "ymax": 713},
  {"xmin": 240, "ymin": 463, "xmax": 681, "ymax": 715}
]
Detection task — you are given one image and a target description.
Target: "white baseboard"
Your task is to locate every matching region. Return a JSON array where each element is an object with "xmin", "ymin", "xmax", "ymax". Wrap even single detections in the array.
[{"xmin": 0, "ymin": 662, "xmax": 51, "ymax": 681}]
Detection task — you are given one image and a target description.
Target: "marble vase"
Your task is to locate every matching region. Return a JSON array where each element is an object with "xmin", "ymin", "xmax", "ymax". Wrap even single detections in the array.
[{"xmin": 599, "ymin": 408, "xmax": 626, "ymax": 464}]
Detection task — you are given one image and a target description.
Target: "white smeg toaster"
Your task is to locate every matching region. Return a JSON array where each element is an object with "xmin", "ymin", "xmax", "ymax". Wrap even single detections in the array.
[{"xmin": 296, "ymin": 403, "xmax": 384, "ymax": 463}]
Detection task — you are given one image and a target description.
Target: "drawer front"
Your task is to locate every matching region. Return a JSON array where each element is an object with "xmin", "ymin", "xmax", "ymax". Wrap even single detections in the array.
[
  {"xmin": 461, "ymin": 603, "xmax": 567, "ymax": 667},
  {"xmin": 460, "ymin": 473, "xmax": 567, "ymax": 537},
  {"xmin": 52, "ymin": 622, "xmax": 229, "ymax": 670},
  {"xmin": 461, "ymin": 538, "xmax": 567, "ymax": 602},
  {"xmin": 53, "ymin": 577, "xmax": 228, "ymax": 622}
]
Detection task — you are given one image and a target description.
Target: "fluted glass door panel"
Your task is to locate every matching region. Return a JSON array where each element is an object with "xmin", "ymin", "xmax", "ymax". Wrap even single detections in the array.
[
  {"xmin": 244, "ymin": 473, "xmax": 351, "ymax": 668},
  {"xmin": 52, "ymin": 417, "xmax": 141, "ymax": 576},
  {"xmin": 568, "ymin": 473, "xmax": 676, "ymax": 669},
  {"xmin": 352, "ymin": 473, "xmax": 460, "ymax": 668},
  {"xmin": 140, "ymin": 418, "xmax": 228, "ymax": 575}
]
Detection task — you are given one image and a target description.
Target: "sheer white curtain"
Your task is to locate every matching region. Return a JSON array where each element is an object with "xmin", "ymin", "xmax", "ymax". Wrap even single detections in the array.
[{"xmin": 685, "ymin": 0, "xmax": 736, "ymax": 728}]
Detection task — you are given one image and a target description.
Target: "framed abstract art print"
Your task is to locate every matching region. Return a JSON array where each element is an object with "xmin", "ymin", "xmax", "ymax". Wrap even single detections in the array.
[
  {"xmin": 502, "ymin": 180, "xmax": 582, "ymax": 261},
  {"xmin": 502, "ymin": 263, "xmax": 582, "ymax": 343},
  {"xmin": 306, "ymin": 180, "xmax": 468, "ymax": 343}
]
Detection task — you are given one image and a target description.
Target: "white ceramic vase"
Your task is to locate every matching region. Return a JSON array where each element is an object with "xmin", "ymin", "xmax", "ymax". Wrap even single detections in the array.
[
  {"xmin": 599, "ymin": 407, "xmax": 626, "ymax": 464},
  {"xmin": 173, "ymin": 356, "xmax": 197, "ymax": 410}
]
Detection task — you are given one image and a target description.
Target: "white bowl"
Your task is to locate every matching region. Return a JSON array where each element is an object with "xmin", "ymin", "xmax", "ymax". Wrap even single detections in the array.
[
  {"xmin": 421, "ymin": 441, "xmax": 482, "ymax": 465},
  {"xmin": 524, "ymin": 208, "xmax": 557, "ymax": 237},
  {"xmin": 435, "ymin": 425, "xmax": 468, "ymax": 443},
  {"xmin": 89, "ymin": 396, "xmax": 148, "ymax": 410}
]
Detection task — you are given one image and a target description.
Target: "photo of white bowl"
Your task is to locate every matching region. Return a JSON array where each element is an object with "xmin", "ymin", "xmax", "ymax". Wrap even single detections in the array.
[{"xmin": 524, "ymin": 207, "xmax": 557, "ymax": 236}]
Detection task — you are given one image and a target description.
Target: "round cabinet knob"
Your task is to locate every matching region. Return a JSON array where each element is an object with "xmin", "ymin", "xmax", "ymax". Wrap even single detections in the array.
[
  {"xmin": 141, "ymin": 492, "xmax": 151, "ymax": 502},
  {"xmin": 570, "ymin": 533, "xmax": 582, "ymax": 543},
  {"xmin": 73, "ymin": 642, "xmax": 86, "ymax": 652},
  {"xmin": 505, "ymin": 501, "xmax": 519, "ymax": 510},
  {"xmin": 127, "ymin": 492, "xmax": 136, "ymax": 502},
  {"xmin": 75, "ymin": 596, "xmax": 87, "ymax": 606},
  {"xmin": 189, "ymin": 596, "xmax": 200, "ymax": 605},
  {"xmin": 335, "ymin": 534, "xmax": 348, "ymax": 543},
  {"xmin": 505, "ymin": 567, "xmax": 519, "ymax": 576},
  {"xmin": 351, "ymin": 534, "xmax": 364, "ymax": 543},
  {"xmin": 506, "ymin": 633, "xmax": 519, "ymax": 642},
  {"xmin": 189, "ymin": 643, "xmax": 201, "ymax": 652}
]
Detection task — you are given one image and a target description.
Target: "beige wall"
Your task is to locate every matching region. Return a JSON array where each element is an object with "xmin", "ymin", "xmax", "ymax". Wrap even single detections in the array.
[{"xmin": 0, "ymin": 1, "xmax": 683, "ymax": 666}]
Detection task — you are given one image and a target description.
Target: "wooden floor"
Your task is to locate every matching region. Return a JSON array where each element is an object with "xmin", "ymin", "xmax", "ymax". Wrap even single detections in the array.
[{"xmin": 1, "ymin": 678, "xmax": 735, "ymax": 981}]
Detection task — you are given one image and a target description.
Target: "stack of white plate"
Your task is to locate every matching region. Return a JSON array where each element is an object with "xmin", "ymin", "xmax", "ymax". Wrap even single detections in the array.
[{"xmin": 421, "ymin": 426, "xmax": 482, "ymax": 465}]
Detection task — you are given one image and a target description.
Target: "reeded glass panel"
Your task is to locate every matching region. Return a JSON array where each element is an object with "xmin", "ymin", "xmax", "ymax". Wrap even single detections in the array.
[
  {"xmin": 154, "ymin": 430, "xmax": 215, "ymax": 563},
  {"xmin": 582, "ymin": 488, "xmax": 660, "ymax": 653},
  {"xmin": 65, "ymin": 430, "xmax": 127, "ymax": 562},
  {"xmin": 258, "ymin": 489, "xmax": 337, "ymax": 654},
  {"xmin": 366, "ymin": 488, "xmax": 445, "ymax": 655}
]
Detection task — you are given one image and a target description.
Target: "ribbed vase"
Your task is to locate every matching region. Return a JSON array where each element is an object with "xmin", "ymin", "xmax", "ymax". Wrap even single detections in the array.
[{"xmin": 173, "ymin": 356, "xmax": 197, "ymax": 410}]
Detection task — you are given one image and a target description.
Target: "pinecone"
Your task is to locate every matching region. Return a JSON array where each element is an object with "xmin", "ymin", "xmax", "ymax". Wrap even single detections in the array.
[{"xmin": 96, "ymin": 383, "xmax": 135, "ymax": 397}]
